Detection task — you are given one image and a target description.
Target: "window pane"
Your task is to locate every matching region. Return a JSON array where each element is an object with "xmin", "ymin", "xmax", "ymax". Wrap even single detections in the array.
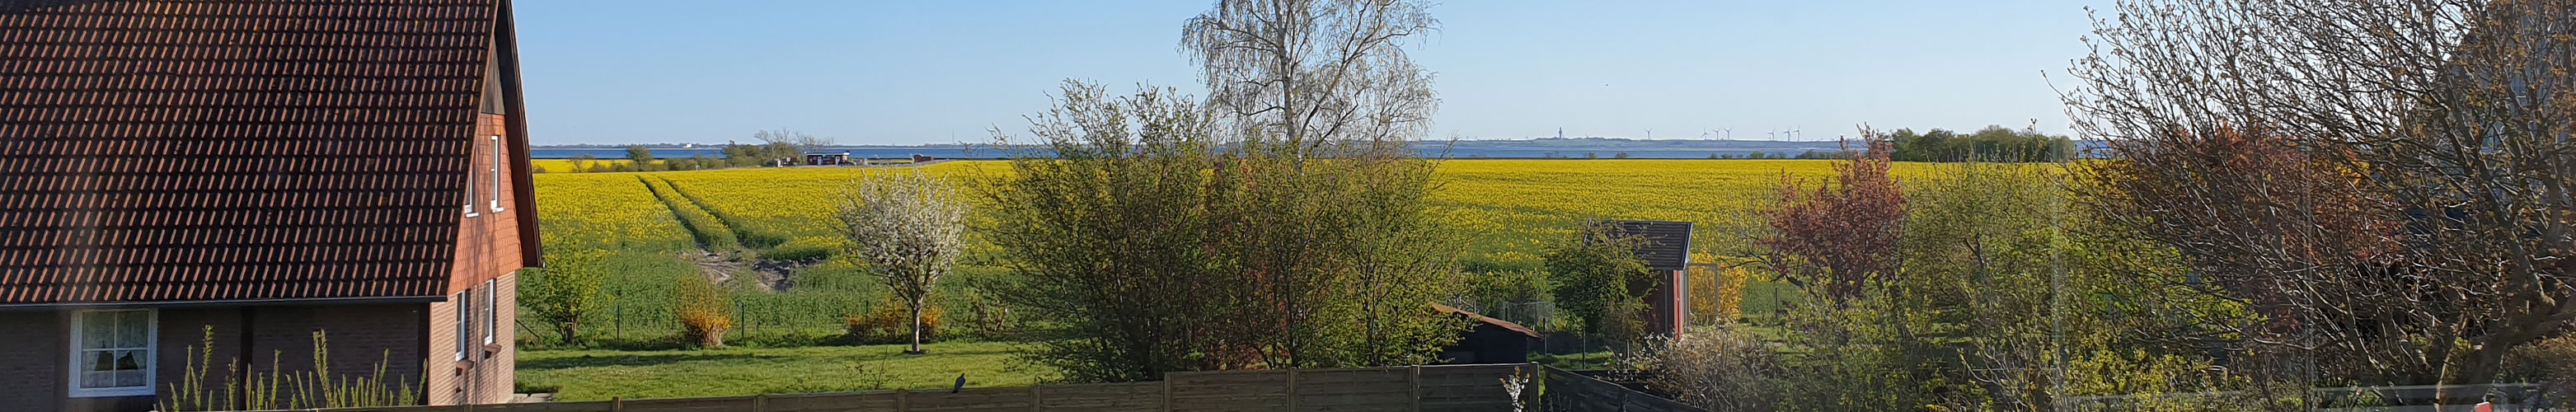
[
  {"xmin": 82, "ymin": 371, "xmax": 109, "ymax": 388},
  {"xmin": 112, "ymin": 349, "xmax": 141, "ymax": 371},
  {"xmin": 115, "ymin": 369, "xmax": 143, "ymax": 387},
  {"xmin": 85, "ymin": 350, "xmax": 110, "ymax": 372},
  {"xmin": 115, "ymin": 311, "xmax": 147, "ymax": 349},
  {"xmin": 81, "ymin": 313, "xmax": 112, "ymax": 349}
]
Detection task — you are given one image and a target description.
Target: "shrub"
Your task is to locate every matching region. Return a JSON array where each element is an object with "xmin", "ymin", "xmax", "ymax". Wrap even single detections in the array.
[
  {"xmin": 845, "ymin": 299, "xmax": 942, "ymax": 345},
  {"xmin": 1622, "ymin": 328, "xmax": 1781, "ymax": 412},
  {"xmin": 675, "ymin": 275, "xmax": 734, "ymax": 349}
]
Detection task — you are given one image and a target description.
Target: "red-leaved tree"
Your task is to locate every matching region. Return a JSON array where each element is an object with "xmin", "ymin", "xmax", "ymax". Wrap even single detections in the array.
[{"xmin": 1760, "ymin": 136, "xmax": 1906, "ymax": 304}]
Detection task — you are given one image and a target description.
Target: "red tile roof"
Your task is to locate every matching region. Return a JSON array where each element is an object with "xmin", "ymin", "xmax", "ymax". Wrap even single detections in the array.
[{"xmin": 0, "ymin": 0, "xmax": 504, "ymax": 304}]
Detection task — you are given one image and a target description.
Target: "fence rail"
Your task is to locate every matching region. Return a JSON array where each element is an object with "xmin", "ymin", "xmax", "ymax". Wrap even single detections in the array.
[{"xmin": 262, "ymin": 364, "xmax": 1537, "ymax": 412}]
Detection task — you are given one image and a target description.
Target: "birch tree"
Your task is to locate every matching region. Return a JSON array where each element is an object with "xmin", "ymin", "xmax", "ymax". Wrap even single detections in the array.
[{"xmin": 837, "ymin": 170, "xmax": 969, "ymax": 354}]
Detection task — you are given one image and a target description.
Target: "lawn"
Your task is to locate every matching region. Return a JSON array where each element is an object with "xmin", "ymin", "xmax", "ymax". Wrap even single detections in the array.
[{"xmin": 517, "ymin": 342, "xmax": 1048, "ymax": 401}]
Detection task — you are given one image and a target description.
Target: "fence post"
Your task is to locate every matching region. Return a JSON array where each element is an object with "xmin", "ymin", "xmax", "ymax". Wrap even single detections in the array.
[
  {"xmin": 1409, "ymin": 365, "xmax": 1424, "ymax": 412},
  {"xmin": 612, "ymin": 397, "xmax": 625, "ymax": 412},
  {"xmin": 1162, "ymin": 377, "xmax": 1175, "ymax": 412},
  {"xmin": 1288, "ymin": 369, "xmax": 1301, "ymax": 411},
  {"xmin": 1030, "ymin": 385, "xmax": 1043, "ymax": 412},
  {"xmin": 898, "ymin": 388, "xmax": 911, "ymax": 411},
  {"xmin": 753, "ymin": 393, "xmax": 767, "ymax": 412}
]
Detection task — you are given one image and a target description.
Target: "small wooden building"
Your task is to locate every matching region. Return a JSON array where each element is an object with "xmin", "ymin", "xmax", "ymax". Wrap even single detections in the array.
[
  {"xmin": 1433, "ymin": 303, "xmax": 1542, "ymax": 364},
  {"xmin": 1593, "ymin": 220, "xmax": 1694, "ymax": 337}
]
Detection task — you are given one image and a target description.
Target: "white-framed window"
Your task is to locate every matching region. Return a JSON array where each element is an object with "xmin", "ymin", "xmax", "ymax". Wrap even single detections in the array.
[
  {"xmin": 464, "ymin": 136, "xmax": 481, "ymax": 218},
  {"xmin": 68, "ymin": 309, "xmax": 155, "ymax": 397},
  {"xmin": 454, "ymin": 288, "xmax": 473, "ymax": 361},
  {"xmin": 488, "ymin": 135, "xmax": 505, "ymax": 213},
  {"xmin": 481, "ymin": 279, "xmax": 497, "ymax": 346}
]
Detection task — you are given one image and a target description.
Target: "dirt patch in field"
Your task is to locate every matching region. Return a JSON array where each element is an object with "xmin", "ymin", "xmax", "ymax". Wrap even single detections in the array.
[{"xmin": 685, "ymin": 250, "xmax": 817, "ymax": 293}]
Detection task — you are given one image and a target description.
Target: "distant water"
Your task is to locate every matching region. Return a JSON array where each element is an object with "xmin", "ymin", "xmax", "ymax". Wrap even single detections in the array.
[{"xmin": 530, "ymin": 147, "xmax": 1828, "ymax": 160}]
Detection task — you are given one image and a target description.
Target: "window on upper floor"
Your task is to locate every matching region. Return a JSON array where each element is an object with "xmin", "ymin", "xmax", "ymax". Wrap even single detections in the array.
[
  {"xmin": 464, "ymin": 138, "xmax": 481, "ymax": 218},
  {"xmin": 490, "ymin": 135, "xmax": 505, "ymax": 213},
  {"xmin": 68, "ymin": 309, "xmax": 154, "ymax": 397}
]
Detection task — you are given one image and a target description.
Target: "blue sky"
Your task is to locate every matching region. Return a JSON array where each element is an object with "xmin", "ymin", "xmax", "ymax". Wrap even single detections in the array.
[{"xmin": 514, "ymin": 1, "xmax": 2110, "ymax": 146}]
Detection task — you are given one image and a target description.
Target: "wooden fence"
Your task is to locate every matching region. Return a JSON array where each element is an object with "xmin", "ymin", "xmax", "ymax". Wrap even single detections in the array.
[
  {"xmin": 1537, "ymin": 367, "xmax": 1707, "ymax": 412},
  {"xmin": 284, "ymin": 363, "xmax": 1537, "ymax": 412}
]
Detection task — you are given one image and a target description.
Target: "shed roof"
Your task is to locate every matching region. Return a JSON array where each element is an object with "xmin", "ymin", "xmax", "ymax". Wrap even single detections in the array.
[
  {"xmin": 0, "ymin": 0, "xmax": 511, "ymax": 305},
  {"xmin": 1591, "ymin": 220, "xmax": 1694, "ymax": 271}
]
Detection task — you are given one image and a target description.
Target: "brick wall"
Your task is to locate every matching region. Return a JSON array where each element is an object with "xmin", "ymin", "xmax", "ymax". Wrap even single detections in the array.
[
  {"xmin": 426, "ymin": 272, "xmax": 517, "ymax": 405},
  {"xmin": 0, "ymin": 311, "xmax": 65, "ymax": 410},
  {"xmin": 1, "ymin": 304, "xmax": 429, "ymax": 412},
  {"xmin": 451, "ymin": 113, "xmax": 527, "ymax": 293}
]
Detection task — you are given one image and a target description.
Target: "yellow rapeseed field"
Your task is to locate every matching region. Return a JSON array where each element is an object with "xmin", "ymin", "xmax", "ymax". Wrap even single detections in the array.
[{"xmin": 532, "ymin": 159, "xmax": 1940, "ymax": 268}]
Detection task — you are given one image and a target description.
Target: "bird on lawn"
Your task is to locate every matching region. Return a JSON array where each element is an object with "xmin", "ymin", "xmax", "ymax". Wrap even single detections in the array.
[{"xmin": 952, "ymin": 374, "xmax": 966, "ymax": 394}]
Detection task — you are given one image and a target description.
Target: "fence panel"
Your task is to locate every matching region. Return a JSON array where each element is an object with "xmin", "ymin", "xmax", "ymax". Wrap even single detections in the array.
[
  {"xmin": 292, "ymin": 363, "xmax": 1551, "ymax": 412},
  {"xmin": 1539, "ymin": 367, "xmax": 1707, "ymax": 412},
  {"xmin": 472, "ymin": 401, "xmax": 614, "ymax": 412},
  {"xmin": 1419, "ymin": 364, "xmax": 1532, "ymax": 412},
  {"xmin": 1166, "ymin": 369, "xmax": 1293, "ymax": 412},
  {"xmin": 1290, "ymin": 368, "xmax": 1414, "ymax": 412},
  {"xmin": 762, "ymin": 391, "xmax": 900, "ymax": 412},
  {"xmin": 1035, "ymin": 382, "xmax": 1166, "ymax": 412}
]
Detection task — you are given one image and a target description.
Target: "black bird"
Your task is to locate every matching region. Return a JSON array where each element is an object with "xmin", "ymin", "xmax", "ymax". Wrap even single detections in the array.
[{"xmin": 951, "ymin": 374, "xmax": 966, "ymax": 393}]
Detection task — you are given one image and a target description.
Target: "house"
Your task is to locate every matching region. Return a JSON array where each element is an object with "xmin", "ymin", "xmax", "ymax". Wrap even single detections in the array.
[
  {"xmin": 805, "ymin": 152, "xmax": 852, "ymax": 166},
  {"xmin": 0, "ymin": 0, "xmax": 540, "ymax": 410},
  {"xmin": 1431, "ymin": 303, "xmax": 1542, "ymax": 364},
  {"xmin": 1592, "ymin": 220, "xmax": 1692, "ymax": 337}
]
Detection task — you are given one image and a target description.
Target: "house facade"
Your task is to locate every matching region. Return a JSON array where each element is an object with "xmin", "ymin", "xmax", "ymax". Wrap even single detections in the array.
[{"xmin": 0, "ymin": 1, "xmax": 540, "ymax": 410}]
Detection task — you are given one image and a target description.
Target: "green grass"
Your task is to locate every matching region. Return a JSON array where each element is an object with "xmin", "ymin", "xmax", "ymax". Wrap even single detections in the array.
[{"xmin": 517, "ymin": 342, "xmax": 1049, "ymax": 400}]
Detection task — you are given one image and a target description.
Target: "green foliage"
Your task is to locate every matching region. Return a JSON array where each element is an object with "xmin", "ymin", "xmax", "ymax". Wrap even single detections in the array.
[
  {"xmin": 1462, "ymin": 268, "xmax": 1553, "ymax": 328},
  {"xmin": 523, "ymin": 246, "xmax": 612, "ymax": 346},
  {"xmin": 1884, "ymin": 125, "xmax": 2075, "ymax": 162},
  {"xmin": 988, "ymin": 82, "xmax": 1465, "ymax": 382},
  {"xmin": 626, "ymin": 145, "xmax": 657, "ymax": 164},
  {"xmin": 1544, "ymin": 227, "xmax": 1654, "ymax": 341},
  {"xmin": 518, "ymin": 342, "xmax": 1039, "ymax": 400}
]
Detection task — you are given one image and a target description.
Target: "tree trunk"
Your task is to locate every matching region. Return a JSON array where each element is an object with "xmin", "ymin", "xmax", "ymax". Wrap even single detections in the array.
[
  {"xmin": 908, "ymin": 299, "xmax": 926, "ymax": 354},
  {"xmin": 559, "ymin": 319, "xmax": 580, "ymax": 346}
]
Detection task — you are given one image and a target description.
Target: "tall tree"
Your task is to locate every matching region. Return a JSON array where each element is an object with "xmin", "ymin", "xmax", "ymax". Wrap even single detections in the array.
[
  {"xmin": 987, "ymin": 82, "xmax": 1238, "ymax": 382},
  {"xmin": 836, "ymin": 170, "xmax": 969, "ymax": 354},
  {"xmin": 1182, "ymin": 0, "xmax": 1438, "ymax": 147},
  {"xmin": 1181, "ymin": 0, "xmax": 1460, "ymax": 368},
  {"xmin": 624, "ymin": 145, "xmax": 655, "ymax": 164},
  {"xmin": 1758, "ymin": 138, "xmax": 1906, "ymax": 304},
  {"xmin": 2065, "ymin": 0, "xmax": 2576, "ymax": 389}
]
